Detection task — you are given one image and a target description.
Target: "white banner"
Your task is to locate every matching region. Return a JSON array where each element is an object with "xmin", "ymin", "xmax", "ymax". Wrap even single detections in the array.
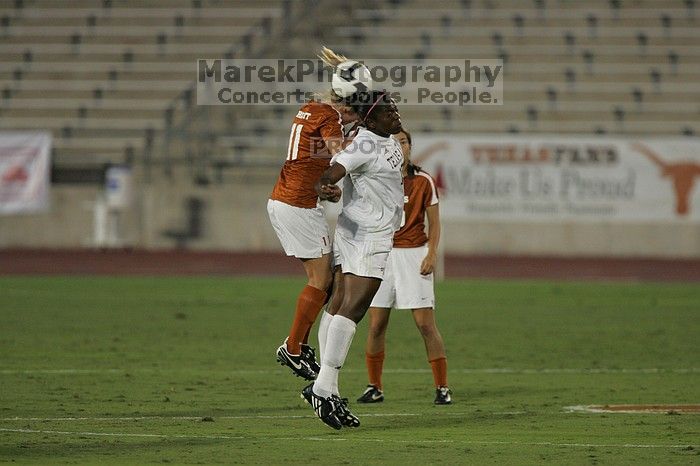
[
  {"xmin": 0, "ymin": 132, "xmax": 51, "ymax": 215},
  {"xmin": 411, "ymin": 135, "xmax": 700, "ymax": 222}
]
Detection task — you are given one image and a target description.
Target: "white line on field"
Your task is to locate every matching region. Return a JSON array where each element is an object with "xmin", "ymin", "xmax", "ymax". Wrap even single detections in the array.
[
  {"xmin": 0, "ymin": 412, "xmax": 526, "ymax": 422},
  {"xmin": 2, "ymin": 368, "xmax": 699, "ymax": 375},
  {"xmin": 1, "ymin": 428, "xmax": 696, "ymax": 449},
  {"xmin": 0, "ymin": 428, "xmax": 241, "ymax": 440},
  {"xmin": 0, "ymin": 369, "xmax": 124, "ymax": 374},
  {"xmin": 0, "ymin": 413, "xmax": 419, "ymax": 421}
]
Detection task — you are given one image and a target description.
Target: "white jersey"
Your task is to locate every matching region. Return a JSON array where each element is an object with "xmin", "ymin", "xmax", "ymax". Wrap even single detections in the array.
[{"xmin": 331, "ymin": 127, "xmax": 404, "ymax": 241}]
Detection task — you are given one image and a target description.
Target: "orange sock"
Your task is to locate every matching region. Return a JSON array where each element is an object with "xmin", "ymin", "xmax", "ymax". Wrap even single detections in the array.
[
  {"xmin": 287, "ymin": 285, "xmax": 326, "ymax": 354},
  {"xmin": 429, "ymin": 357, "xmax": 448, "ymax": 387},
  {"xmin": 365, "ymin": 351, "xmax": 385, "ymax": 390}
]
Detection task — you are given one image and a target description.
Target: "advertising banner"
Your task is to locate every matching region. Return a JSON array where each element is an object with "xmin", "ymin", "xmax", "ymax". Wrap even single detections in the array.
[
  {"xmin": 0, "ymin": 132, "xmax": 51, "ymax": 215},
  {"xmin": 411, "ymin": 135, "xmax": 700, "ymax": 222}
]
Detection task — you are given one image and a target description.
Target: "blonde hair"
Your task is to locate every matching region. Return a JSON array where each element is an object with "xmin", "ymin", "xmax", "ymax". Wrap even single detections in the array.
[
  {"xmin": 318, "ymin": 46, "xmax": 350, "ymax": 68},
  {"xmin": 315, "ymin": 46, "xmax": 354, "ymax": 104}
]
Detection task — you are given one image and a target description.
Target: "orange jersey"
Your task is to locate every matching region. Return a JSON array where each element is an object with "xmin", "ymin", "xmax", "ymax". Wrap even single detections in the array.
[
  {"xmin": 393, "ymin": 170, "xmax": 439, "ymax": 248},
  {"xmin": 270, "ymin": 102, "xmax": 344, "ymax": 208}
]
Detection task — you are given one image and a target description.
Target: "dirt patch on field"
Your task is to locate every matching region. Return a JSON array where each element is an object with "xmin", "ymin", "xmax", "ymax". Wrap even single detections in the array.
[
  {"xmin": 0, "ymin": 249, "xmax": 698, "ymax": 282},
  {"xmin": 566, "ymin": 404, "xmax": 700, "ymax": 414}
]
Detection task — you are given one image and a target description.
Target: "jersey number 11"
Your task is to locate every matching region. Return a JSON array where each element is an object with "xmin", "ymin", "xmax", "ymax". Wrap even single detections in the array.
[{"xmin": 286, "ymin": 123, "xmax": 304, "ymax": 161}]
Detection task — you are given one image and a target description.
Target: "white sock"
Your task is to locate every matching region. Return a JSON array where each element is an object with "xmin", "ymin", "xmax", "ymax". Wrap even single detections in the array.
[
  {"xmin": 313, "ymin": 315, "xmax": 356, "ymax": 398},
  {"xmin": 317, "ymin": 310, "xmax": 333, "ymax": 364}
]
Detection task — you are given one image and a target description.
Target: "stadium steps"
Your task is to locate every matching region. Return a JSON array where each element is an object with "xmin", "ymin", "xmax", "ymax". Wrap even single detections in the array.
[
  {"xmin": 0, "ymin": 116, "xmax": 164, "ymax": 131},
  {"xmin": 1, "ymin": 98, "xmax": 170, "ymax": 110},
  {"xmin": 0, "ymin": 1, "xmax": 283, "ymax": 172},
  {"xmin": 220, "ymin": 0, "xmax": 698, "ymax": 160},
  {"xmin": 324, "ymin": 43, "xmax": 700, "ymax": 59}
]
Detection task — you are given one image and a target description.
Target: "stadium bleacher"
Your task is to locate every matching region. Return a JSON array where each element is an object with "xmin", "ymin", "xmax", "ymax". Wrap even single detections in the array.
[
  {"xmin": 213, "ymin": 0, "xmax": 699, "ymax": 170},
  {"xmin": 0, "ymin": 0, "xmax": 698, "ymax": 180},
  {"xmin": 341, "ymin": 1, "xmax": 699, "ymax": 131},
  {"xmin": 0, "ymin": 0, "xmax": 286, "ymax": 174}
]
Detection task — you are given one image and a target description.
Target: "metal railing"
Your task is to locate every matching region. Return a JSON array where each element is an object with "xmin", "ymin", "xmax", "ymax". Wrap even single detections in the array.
[{"xmin": 141, "ymin": 0, "xmax": 302, "ymax": 183}]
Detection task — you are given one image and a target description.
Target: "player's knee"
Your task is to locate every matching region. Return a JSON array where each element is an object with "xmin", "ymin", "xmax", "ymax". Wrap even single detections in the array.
[
  {"xmin": 321, "ymin": 273, "xmax": 333, "ymax": 291},
  {"xmin": 328, "ymin": 295, "xmax": 342, "ymax": 314},
  {"xmin": 369, "ymin": 320, "xmax": 388, "ymax": 338},
  {"xmin": 307, "ymin": 269, "xmax": 332, "ymax": 290},
  {"xmin": 310, "ymin": 276, "xmax": 332, "ymax": 291},
  {"xmin": 417, "ymin": 322, "xmax": 437, "ymax": 338},
  {"xmin": 340, "ymin": 300, "xmax": 368, "ymax": 323}
]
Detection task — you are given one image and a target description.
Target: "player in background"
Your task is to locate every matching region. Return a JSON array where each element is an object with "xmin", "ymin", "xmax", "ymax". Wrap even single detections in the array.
[
  {"xmin": 356, "ymin": 129, "xmax": 452, "ymax": 405},
  {"xmin": 269, "ymin": 48, "xmax": 363, "ymax": 381},
  {"xmin": 302, "ymin": 91, "xmax": 404, "ymax": 430}
]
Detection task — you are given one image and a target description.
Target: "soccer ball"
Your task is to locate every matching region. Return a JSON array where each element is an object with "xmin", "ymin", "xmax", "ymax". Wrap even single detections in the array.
[{"xmin": 331, "ymin": 60, "xmax": 373, "ymax": 98}]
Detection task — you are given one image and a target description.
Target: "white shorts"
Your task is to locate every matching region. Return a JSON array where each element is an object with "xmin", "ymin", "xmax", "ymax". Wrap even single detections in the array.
[
  {"xmin": 267, "ymin": 199, "xmax": 331, "ymax": 259},
  {"xmin": 333, "ymin": 231, "xmax": 392, "ymax": 279},
  {"xmin": 370, "ymin": 245, "xmax": 435, "ymax": 309}
]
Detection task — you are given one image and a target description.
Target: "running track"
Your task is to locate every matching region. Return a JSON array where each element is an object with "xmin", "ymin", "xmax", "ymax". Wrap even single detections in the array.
[{"xmin": 0, "ymin": 249, "xmax": 698, "ymax": 282}]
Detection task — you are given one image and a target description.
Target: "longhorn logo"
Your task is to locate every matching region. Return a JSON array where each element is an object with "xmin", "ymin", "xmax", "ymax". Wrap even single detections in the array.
[
  {"xmin": 631, "ymin": 143, "xmax": 700, "ymax": 216},
  {"xmin": 1, "ymin": 165, "xmax": 29, "ymax": 183}
]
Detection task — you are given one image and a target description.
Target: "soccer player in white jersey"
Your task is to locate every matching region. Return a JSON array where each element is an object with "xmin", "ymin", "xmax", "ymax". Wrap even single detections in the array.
[{"xmin": 301, "ymin": 90, "xmax": 404, "ymax": 430}]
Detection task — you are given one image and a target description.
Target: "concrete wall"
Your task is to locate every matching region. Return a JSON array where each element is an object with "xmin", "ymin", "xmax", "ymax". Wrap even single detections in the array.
[
  {"xmin": 139, "ymin": 175, "xmax": 280, "ymax": 251},
  {"xmin": 1, "ymin": 175, "xmax": 699, "ymax": 258},
  {"xmin": 441, "ymin": 221, "xmax": 700, "ymax": 258},
  {"xmin": 0, "ymin": 185, "xmax": 100, "ymax": 248}
]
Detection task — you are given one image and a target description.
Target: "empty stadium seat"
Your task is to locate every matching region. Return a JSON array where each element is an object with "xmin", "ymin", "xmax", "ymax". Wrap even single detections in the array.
[
  {"xmin": 2, "ymin": 0, "xmax": 697, "ymax": 179},
  {"xmin": 0, "ymin": 0, "xmax": 285, "ymax": 172}
]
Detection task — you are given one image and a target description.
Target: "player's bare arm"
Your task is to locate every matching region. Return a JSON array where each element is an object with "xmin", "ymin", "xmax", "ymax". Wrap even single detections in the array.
[
  {"xmin": 420, "ymin": 204, "xmax": 441, "ymax": 275},
  {"xmin": 315, "ymin": 162, "xmax": 346, "ymax": 202}
]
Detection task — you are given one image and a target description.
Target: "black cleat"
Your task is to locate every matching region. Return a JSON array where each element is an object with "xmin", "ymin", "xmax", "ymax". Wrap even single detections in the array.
[
  {"xmin": 334, "ymin": 396, "xmax": 360, "ymax": 428},
  {"xmin": 300, "ymin": 343, "xmax": 321, "ymax": 374},
  {"xmin": 301, "ymin": 382, "xmax": 314, "ymax": 405},
  {"xmin": 303, "ymin": 385, "xmax": 359, "ymax": 428},
  {"xmin": 276, "ymin": 340, "xmax": 316, "ymax": 381},
  {"xmin": 303, "ymin": 384, "xmax": 343, "ymax": 430},
  {"xmin": 357, "ymin": 385, "xmax": 384, "ymax": 403},
  {"xmin": 434, "ymin": 386, "xmax": 452, "ymax": 405}
]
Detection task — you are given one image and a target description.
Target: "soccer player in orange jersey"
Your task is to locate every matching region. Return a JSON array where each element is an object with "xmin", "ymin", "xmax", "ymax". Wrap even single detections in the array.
[
  {"xmin": 355, "ymin": 129, "xmax": 452, "ymax": 405},
  {"xmin": 268, "ymin": 49, "xmax": 361, "ymax": 380}
]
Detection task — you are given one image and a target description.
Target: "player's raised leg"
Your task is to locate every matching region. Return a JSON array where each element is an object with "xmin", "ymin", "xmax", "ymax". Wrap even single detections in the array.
[{"xmin": 276, "ymin": 253, "xmax": 331, "ymax": 380}]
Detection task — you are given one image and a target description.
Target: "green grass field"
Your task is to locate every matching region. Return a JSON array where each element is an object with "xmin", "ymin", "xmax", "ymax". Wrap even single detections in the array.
[{"xmin": 1, "ymin": 276, "xmax": 699, "ymax": 464}]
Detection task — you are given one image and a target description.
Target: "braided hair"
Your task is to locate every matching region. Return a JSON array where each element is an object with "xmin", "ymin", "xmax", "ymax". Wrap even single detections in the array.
[{"xmin": 345, "ymin": 90, "xmax": 391, "ymax": 127}]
